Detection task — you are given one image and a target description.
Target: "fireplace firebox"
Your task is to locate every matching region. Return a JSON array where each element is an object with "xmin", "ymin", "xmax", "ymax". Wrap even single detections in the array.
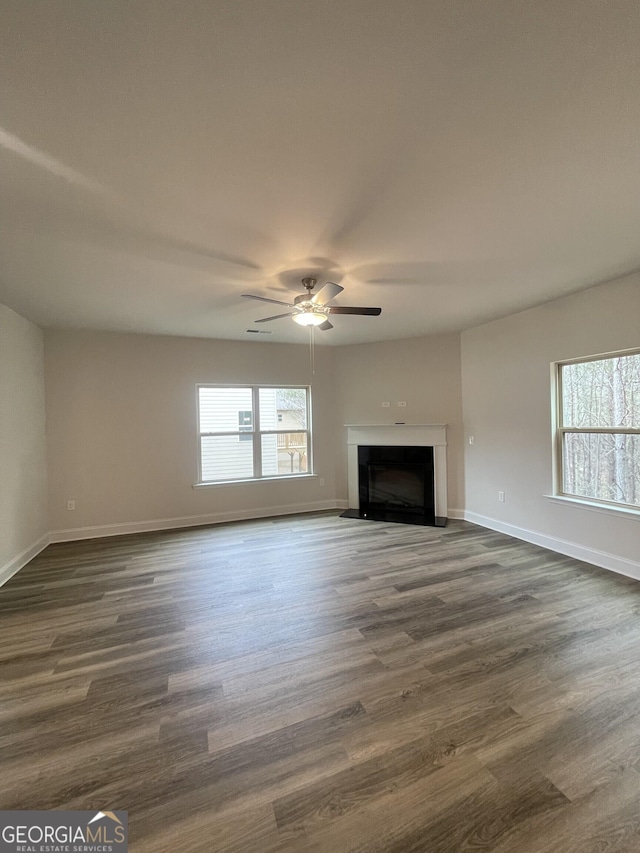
[{"xmin": 341, "ymin": 444, "xmax": 443, "ymax": 527}]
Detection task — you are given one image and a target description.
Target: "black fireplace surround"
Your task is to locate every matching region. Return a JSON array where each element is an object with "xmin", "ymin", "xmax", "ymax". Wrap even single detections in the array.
[{"xmin": 340, "ymin": 444, "xmax": 445, "ymax": 527}]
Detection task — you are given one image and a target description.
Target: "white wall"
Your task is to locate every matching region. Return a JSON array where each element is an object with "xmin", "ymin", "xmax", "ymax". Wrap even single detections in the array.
[
  {"xmin": 45, "ymin": 331, "xmax": 339, "ymax": 537},
  {"xmin": 0, "ymin": 304, "xmax": 48, "ymax": 579},
  {"xmin": 333, "ymin": 333, "xmax": 464, "ymax": 512},
  {"xmin": 462, "ymin": 272, "xmax": 640, "ymax": 576},
  {"xmin": 44, "ymin": 329, "xmax": 464, "ymax": 538},
  {"xmin": 38, "ymin": 271, "xmax": 640, "ymax": 576}
]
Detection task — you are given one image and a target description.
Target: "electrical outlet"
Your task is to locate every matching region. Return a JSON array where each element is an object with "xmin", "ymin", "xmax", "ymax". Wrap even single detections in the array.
[
  {"xmin": 381, "ymin": 401, "xmax": 390, "ymax": 408},
  {"xmin": 469, "ymin": 435, "xmax": 475, "ymax": 445},
  {"xmin": 397, "ymin": 401, "xmax": 407, "ymax": 407},
  {"xmin": 319, "ymin": 478, "xmax": 325, "ymax": 486},
  {"xmin": 498, "ymin": 491, "xmax": 505, "ymax": 502},
  {"xmin": 67, "ymin": 500, "xmax": 76, "ymax": 511}
]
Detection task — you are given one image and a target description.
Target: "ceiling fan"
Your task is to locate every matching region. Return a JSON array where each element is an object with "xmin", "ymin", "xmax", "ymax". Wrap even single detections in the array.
[{"xmin": 242, "ymin": 277, "xmax": 382, "ymax": 331}]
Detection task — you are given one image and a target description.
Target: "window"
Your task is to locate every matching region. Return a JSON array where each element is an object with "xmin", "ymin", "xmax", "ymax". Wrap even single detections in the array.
[
  {"xmin": 198, "ymin": 386, "xmax": 310, "ymax": 483},
  {"xmin": 555, "ymin": 350, "xmax": 640, "ymax": 509}
]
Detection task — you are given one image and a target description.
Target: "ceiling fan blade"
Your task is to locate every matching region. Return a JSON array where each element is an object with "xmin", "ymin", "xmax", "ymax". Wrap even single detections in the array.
[
  {"xmin": 318, "ymin": 320, "xmax": 333, "ymax": 331},
  {"xmin": 327, "ymin": 306, "xmax": 382, "ymax": 316},
  {"xmin": 242, "ymin": 294, "xmax": 293, "ymax": 307},
  {"xmin": 255, "ymin": 312, "xmax": 296, "ymax": 323},
  {"xmin": 311, "ymin": 281, "xmax": 344, "ymax": 305}
]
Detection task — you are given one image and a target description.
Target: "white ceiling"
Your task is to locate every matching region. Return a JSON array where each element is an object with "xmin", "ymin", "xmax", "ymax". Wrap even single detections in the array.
[{"xmin": 1, "ymin": 1, "xmax": 640, "ymax": 346}]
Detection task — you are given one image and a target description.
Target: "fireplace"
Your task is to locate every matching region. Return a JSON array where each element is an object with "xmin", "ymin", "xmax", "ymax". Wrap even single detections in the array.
[
  {"xmin": 356, "ymin": 445, "xmax": 436, "ymax": 526},
  {"xmin": 342, "ymin": 424, "xmax": 448, "ymax": 527},
  {"xmin": 358, "ymin": 445, "xmax": 436, "ymax": 524}
]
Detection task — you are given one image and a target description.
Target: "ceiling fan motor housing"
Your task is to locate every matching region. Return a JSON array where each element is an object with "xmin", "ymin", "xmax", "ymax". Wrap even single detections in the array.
[{"xmin": 295, "ymin": 277, "xmax": 318, "ymax": 304}]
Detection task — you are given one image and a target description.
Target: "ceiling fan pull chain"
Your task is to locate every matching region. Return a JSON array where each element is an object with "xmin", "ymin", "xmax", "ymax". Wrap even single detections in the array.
[{"xmin": 309, "ymin": 325, "xmax": 315, "ymax": 375}]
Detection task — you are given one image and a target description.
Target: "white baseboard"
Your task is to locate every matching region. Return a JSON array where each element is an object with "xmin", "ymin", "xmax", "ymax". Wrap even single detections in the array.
[
  {"xmin": 0, "ymin": 533, "xmax": 50, "ymax": 588},
  {"xmin": 49, "ymin": 500, "xmax": 350, "ymax": 543},
  {"xmin": 463, "ymin": 510, "xmax": 640, "ymax": 582},
  {"xmin": 13, "ymin": 505, "xmax": 637, "ymax": 592}
]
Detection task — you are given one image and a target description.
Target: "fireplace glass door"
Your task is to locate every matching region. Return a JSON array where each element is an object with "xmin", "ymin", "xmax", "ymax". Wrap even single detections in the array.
[
  {"xmin": 358, "ymin": 445, "xmax": 435, "ymax": 525},
  {"xmin": 368, "ymin": 464, "xmax": 426, "ymax": 512}
]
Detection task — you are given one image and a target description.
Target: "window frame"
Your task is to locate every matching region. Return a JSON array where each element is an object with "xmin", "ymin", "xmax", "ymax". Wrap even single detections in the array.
[
  {"xmin": 553, "ymin": 347, "xmax": 640, "ymax": 511},
  {"xmin": 196, "ymin": 384, "xmax": 312, "ymax": 484}
]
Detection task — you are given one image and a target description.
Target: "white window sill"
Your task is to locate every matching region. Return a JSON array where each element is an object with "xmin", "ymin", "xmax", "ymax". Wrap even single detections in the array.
[
  {"xmin": 544, "ymin": 493, "xmax": 640, "ymax": 520},
  {"xmin": 193, "ymin": 474, "xmax": 317, "ymax": 488}
]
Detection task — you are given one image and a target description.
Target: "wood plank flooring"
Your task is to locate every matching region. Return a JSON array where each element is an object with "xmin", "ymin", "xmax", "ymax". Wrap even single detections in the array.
[{"xmin": 2, "ymin": 512, "xmax": 640, "ymax": 852}]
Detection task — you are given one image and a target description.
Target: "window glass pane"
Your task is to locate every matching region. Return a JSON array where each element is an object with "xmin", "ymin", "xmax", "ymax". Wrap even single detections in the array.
[
  {"xmin": 201, "ymin": 435, "xmax": 254, "ymax": 481},
  {"xmin": 563, "ymin": 432, "xmax": 640, "ymax": 506},
  {"xmin": 199, "ymin": 387, "xmax": 252, "ymax": 433},
  {"xmin": 261, "ymin": 432, "xmax": 308, "ymax": 476},
  {"xmin": 561, "ymin": 354, "xmax": 640, "ymax": 428},
  {"xmin": 238, "ymin": 410, "xmax": 253, "ymax": 441},
  {"xmin": 259, "ymin": 388, "xmax": 307, "ymax": 430}
]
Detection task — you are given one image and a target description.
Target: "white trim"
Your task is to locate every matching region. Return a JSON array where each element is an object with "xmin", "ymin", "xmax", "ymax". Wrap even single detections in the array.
[
  {"xmin": 544, "ymin": 494, "xmax": 640, "ymax": 520},
  {"xmin": 0, "ymin": 533, "xmax": 50, "ymax": 588},
  {"xmin": 49, "ymin": 500, "xmax": 349, "ymax": 543},
  {"xmin": 197, "ymin": 383, "xmax": 312, "ymax": 484},
  {"xmin": 193, "ymin": 474, "xmax": 317, "ymax": 488},
  {"xmin": 552, "ymin": 348, "xmax": 640, "ymax": 508},
  {"xmin": 6, "ymin": 505, "xmax": 638, "ymax": 596},
  {"xmin": 556, "ymin": 344, "xmax": 640, "ymax": 366},
  {"xmin": 463, "ymin": 510, "xmax": 640, "ymax": 582},
  {"xmin": 344, "ymin": 423, "xmax": 448, "ymax": 428}
]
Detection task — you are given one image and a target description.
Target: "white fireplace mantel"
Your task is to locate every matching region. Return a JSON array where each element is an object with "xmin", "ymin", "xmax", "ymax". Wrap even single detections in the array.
[{"xmin": 345, "ymin": 424, "xmax": 448, "ymax": 518}]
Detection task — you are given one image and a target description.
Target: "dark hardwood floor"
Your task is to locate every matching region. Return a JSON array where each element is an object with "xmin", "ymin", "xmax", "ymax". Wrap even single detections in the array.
[{"xmin": 2, "ymin": 512, "xmax": 640, "ymax": 852}]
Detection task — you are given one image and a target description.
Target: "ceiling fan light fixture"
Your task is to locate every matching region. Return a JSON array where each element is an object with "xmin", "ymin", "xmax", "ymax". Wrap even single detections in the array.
[{"xmin": 292, "ymin": 310, "xmax": 327, "ymax": 326}]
